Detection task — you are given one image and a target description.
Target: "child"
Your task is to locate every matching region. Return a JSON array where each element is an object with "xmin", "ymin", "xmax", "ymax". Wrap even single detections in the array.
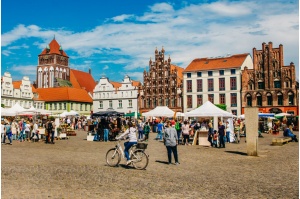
[
  {"xmin": 213, "ymin": 130, "xmax": 218, "ymax": 148},
  {"xmin": 143, "ymin": 122, "xmax": 150, "ymax": 142}
]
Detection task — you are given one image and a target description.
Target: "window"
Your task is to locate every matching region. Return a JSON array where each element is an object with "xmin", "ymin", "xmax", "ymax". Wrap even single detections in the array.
[
  {"xmin": 59, "ymin": 103, "xmax": 62, "ymax": 110},
  {"xmin": 64, "ymin": 103, "xmax": 66, "ymax": 110},
  {"xmin": 197, "ymin": 72, "xmax": 202, "ymax": 77},
  {"xmin": 208, "ymin": 94, "xmax": 214, "ymax": 103},
  {"xmin": 171, "ymin": 99, "xmax": 175, "ymax": 107},
  {"xmin": 49, "ymin": 104, "xmax": 52, "ymax": 110},
  {"xmin": 187, "ymin": 95, "xmax": 192, "ymax": 108},
  {"xmin": 257, "ymin": 94, "xmax": 262, "ymax": 106},
  {"xmin": 258, "ymin": 82, "xmax": 264, "ymax": 89},
  {"xmin": 71, "ymin": 103, "xmax": 73, "ymax": 110},
  {"xmin": 231, "ymin": 69, "xmax": 236, "ymax": 74},
  {"xmin": 288, "ymin": 92, "xmax": 294, "ymax": 105},
  {"xmin": 230, "ymin": 77, "xmax": 236, "ymax": 90},
  {"xmin": 274, "ymin": 81, "xmax": 281, "ymax": 88},
  {"xmin": 197, "ymin": 95, "xmax": 202, "ymax": 106},
  {"xmin": 54, "ymin": 103, "xmax": 57, "ymax": 110},
  {"xmin": 208, "ymin": 71, "xmax": 213, "ymax": 76},
  {"xmin": 129, "ymin": 100, "xmax": 132, "ymax": 107},
  {"xmin": 99, "ymin": 101, "xmax": 103, "ymax": 109},
  {"xmin": 109, "ymin": 100, "xmax": 113, "ymax": 108},
  {"xmin": 278, "ymin": 94, "xmax": 283, "ymax": 105},
  {"xmin": 208, "ymin": 79, "xmax": 214, "ymax": 91},
  {"xmin": 85, "ymin": 104, "xmax": 87, "ymax": 111},
  {"xmin": 197, "ymin": 79, "xmax": 202, "ymax": 92},
  {"xmin": 219, "ymin": 70, "xmax": 224, "ymax": 76},
  {"xmin": 118, "ymin": 100, "xmax": 122, "ymax": 108},
  {"xmin": 231, "ymin": 93, "xmax": 237, "ymax": 107},
  {"xmin": 187, "ymin": 73, "xmax": 191, "ymax": 78},
  {"xmin": 247, "ymin": 95, "xmax": 252, "ymax": 107},
  {"xmin": 187, "ymin": 80, "xmax": 192, "ymax": 92},
  {"xmin": 267, "ymin": 94, "xmax": 272, "ymax": 106},
  {"xmin": 219, "ymin": 94, "xmax": 225, "ymax": 104},
  {"xmin": 80, "ymin": 104, "xmax": 83, "ymax": 111},
  {"xmin": 219, "ymin": 78, "xmax": 225, "ymax": 91},
  {"xmin": 166, "ymin": 99, "xmax": 169, "ymax": 107}
]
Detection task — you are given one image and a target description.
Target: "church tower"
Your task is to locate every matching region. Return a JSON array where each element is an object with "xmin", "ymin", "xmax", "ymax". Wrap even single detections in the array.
[{"xmin": 36, "ymin": 38, "xmax": 70, "ymax": 88}]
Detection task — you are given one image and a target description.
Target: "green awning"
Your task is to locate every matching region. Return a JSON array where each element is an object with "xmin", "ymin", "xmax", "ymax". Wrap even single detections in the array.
[{"xmin": 125, "ymin": 112, "xmax": 141, "ymax": 117}]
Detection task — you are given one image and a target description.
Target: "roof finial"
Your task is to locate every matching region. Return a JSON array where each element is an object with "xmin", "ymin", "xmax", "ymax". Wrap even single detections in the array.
[{"xmin": 54, "ymin": 34, "xmax": 55, "ymax": 40}]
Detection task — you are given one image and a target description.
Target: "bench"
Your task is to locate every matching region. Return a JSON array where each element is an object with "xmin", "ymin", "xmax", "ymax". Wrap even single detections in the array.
[{"xmin": 271, "ymin": 137, "xmax": 292, "ymax": 146}]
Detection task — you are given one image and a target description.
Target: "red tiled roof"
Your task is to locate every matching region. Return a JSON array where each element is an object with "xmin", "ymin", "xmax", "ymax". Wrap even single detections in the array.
[
  {"xmin": 12, "ymin": 81, "xmax": 22, "ymax": 89},
  {"xmin": 34, "ymin": 87, "xmax": 92, "ymax": 103},
  {"xmin": 39, "ymin": 39, "xmax": 68, "ymax": 57},
  {"xmin": 132, "ymin": 80, "xmax": 141, "ymax": 87},
  {"xmin": 110, "ymin": 81, "xmax": 122, "ymax": 88},
  {"xmin": 184, "ymin": 53, "xmax": 249, "ymax": 72},
  {"xmin": 70, "ymin": 69, "xmax": 96, "ymax": 93}
]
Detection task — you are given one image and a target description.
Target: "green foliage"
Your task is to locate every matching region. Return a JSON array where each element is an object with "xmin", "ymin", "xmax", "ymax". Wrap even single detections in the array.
[
  {"xmin": 56, "ymin": 78, "xmax": 73, "ymax": 87},
  {"xmin": 215, "ymin": 104, "xmax": 227, "ymax": 111},
  {"xmin": 1, "ymin": 104, "xmax": 4, "ymax": 108}
]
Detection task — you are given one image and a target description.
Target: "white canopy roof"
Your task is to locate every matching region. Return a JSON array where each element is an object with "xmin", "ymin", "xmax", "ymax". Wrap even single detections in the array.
[
  {"xmin": 185, "ymin": 101, "xmax": 233, "ymax": 117},
  {"xmin": 143, "ymin": 106, "xmax": 175, "ymax": 117},
  {"xmin": 1, "ymin": 107, "xmax": 16, "ymax": 116}
]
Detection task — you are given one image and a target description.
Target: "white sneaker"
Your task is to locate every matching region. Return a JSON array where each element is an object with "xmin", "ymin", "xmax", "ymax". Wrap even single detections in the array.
[{"xmin": 126, "ymin": 160, "xmax": 132, "ymax": 165}]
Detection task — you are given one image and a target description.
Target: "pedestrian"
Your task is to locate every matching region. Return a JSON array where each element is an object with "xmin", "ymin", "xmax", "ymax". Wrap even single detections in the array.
[
  {"xmin": 137, "ymin": 120, "xmax": 144, "ymax": 141},
  {"xmin": 182, "ymin": 120, "xmax": 190, "ymax": 145},
  {"xmin": 3, "ymin": 121, "xmax": 12, "ymax": 145},
  {"xmin": 24, "ymin": 121, "xmax": 31, "ymax": 142},
  {"xmin": 18, "ymin": 119, "xmax": 24, "ymax": 142},
  {"xmin": 218, "ymin": 121, "xmax": 226, "ymax": 148},
  {"xmin": 45, "ymin": 120, "xmax": 53, "ymax": 144},
  {"xmin": 50, "ymin": 121, "xmax": 55, "ymax": 144},
  {"xmin": 143, "ymin": 122, "xmax": 150, "ymax": 142},
  {"xmin": 103, "ymin": 119, "xmax": 109, "ymax": 142},
  {"xmin": 212, "ymin": 130, "xmax": 218, "ymax": 147},
  {"xmin": 226, "ymin": 121, "xmax": 230, "ymax": 143},
  {"xmin": 155, "ymin": 120, "xmax": 164, "ymax": 141},
  {"xmin": 30, "ymin": 120, "xmax": 39, "ymax": 142},
  {"xmin": 163, "ymin": 121, "xmax": 180, "ymax": 165},
  {"xmin": 1, "ymin": 121, "xmax": 6, "ymax": 144},
  {"xmin": 11, "ymin": 120, "xmax": 18, "ymax": 140},
  {"xmin": 207, "ymin": 120, "xmax": 214, "ymax": 146},
  {"xmin": 175, "ymin": 119, "xmax": 182, "ymax": 144}
]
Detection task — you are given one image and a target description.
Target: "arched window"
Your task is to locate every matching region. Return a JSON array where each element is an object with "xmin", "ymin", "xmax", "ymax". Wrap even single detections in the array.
[
  {"xmin": 288, "ymin": 92, "xmax": 294, "ymax": 105},
  {"xmin": 246, "ymin": 93, "xmax": 252, "ymax": 107},
  {"xmin": 256, "ymin": 93, "xmax": 262, "ymax": 106},
  {"xmin": 266, "ymin": 93, "xmax": 272, "ymax": 106},
  {"xmin": 277, "ymin": 92, "xmax": 283, "ymax": 106}
]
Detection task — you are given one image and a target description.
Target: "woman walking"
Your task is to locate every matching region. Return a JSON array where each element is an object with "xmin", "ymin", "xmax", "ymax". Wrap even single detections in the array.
[
  {"xmin": 163, "ymin": 121, "xmax": 179, "ymax": 165},
  {"xmin": 182, "ymin": 121, "xmax": 190, "ymax": 145}
]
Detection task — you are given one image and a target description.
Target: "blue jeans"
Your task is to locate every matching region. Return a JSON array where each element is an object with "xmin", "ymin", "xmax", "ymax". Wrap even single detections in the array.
[
  {"xmin": 156, "ymin": 130, "xmax": 163, "ymax": 140},
  {"xmin": 30, "ymin": 133, "xmax": 39, "ymax": 141},
  {"xmin": 166, "ymin": 145, "xmax": 178, "ymax": 163},
  {"xmin": 3, "ymin": 133, "xmax": 12, "ymax": 144},
  {"xmin": 138, "ymin": 130, "xmax": 144, "ymax": 140},
  {"xmin": 124, "ymin": 141, "xmax": 137, "ymax": 160},
  {"xmin": 18, "ymin": 130, "xmax": 24, "ymax": 141},
  {"xmin": 176, "ymin": 130, "xmax": 182, "ymax": 142},
  {"xmin": 226, "ymin": 131, "xmax": 230, "ymax": 143},
  {"xmin": 104, "ymin": 129, "xmax": 109, "ymax": 142}
]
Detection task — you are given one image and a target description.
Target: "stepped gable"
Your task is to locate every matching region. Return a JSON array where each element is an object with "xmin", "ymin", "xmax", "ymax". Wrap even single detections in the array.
[
  {"xmin": 39, "ymin": 38, "xmax": 68, "ymax": 57},
  {"xmin": 70, "ymin": 69, "xmax": 96, "ymax": 93},
  {"xmin": 184, "ymin": 53, "xmax": 249, "ymax": 72},
  {"xmin": 34, "ymin": 87, "xmax": 92, "ymax": 103}
]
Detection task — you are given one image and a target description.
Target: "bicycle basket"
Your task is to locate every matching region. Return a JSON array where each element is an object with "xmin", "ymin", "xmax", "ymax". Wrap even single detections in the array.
[{"xmin": 136, "ymin": 143, "xmax": 148, "ymax": 149}]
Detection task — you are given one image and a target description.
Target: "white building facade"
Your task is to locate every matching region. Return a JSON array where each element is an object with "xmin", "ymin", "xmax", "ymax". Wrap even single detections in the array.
[
  {"xmin": 182, "ymin": 54, "xmax": 253, "ymax": 116},
  {"xmin": 1, "ymin": 72, "xmax": 45, "ymax": 109},
  {"xmin": 93, "ymin": 75, "xmax": 141, "ymax": 114}
]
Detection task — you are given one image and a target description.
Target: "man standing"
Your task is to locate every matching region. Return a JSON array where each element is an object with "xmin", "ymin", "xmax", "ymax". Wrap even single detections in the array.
[
  {"xmin": 50, "ymin": 121, "xmax": 55, "ymax": 144},
  {"xmin": 46, "ymin": 120, "xmax": 52, "ymax": 144},
  {"xmin": 218, "ymin": 121, "xmax": 226, "ymax": 148},
  {"xmin": 163, "ymin": 121, "xmax": 179, "ymax": 165}
]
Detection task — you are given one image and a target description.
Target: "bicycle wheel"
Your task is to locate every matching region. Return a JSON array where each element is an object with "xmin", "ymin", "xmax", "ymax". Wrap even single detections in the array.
[
  {"xmin": 106, "ymin": 148, "xmax": 121, "ymax": 167},
  {"xmin": 131, "ymin": 150, "xmax": 149, "ymax": 170}
]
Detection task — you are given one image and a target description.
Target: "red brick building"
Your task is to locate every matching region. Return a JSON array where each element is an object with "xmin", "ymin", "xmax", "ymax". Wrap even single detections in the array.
[{"xmin": 241, "ymin": 42, "xmax": 298, "ymax": 115}]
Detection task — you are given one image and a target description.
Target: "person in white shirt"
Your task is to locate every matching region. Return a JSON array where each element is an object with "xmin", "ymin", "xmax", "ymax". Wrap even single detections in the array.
[
  {"xmin": 116, "ymin": 122, "xmax": 138, "ymax": 165},
  {"xmin": 30, "ymin": 121, "xmax": 39, "ymax": 142}
]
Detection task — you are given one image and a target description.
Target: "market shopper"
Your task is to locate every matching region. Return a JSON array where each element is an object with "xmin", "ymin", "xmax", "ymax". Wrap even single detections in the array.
[
  {"xmin": 218, "ymin": 121, "xmax": 226, "ymax": 148},
  {"xmin": 30, "ymin": 121, "xmax": 39, "ymax": 142},
  {"xmin": 163, "ymin": 121, "xmax": 179, "ymax": 165},
  {"xmin": 3, "ymin": 121, "xmax": 12, "ymax": 145}
]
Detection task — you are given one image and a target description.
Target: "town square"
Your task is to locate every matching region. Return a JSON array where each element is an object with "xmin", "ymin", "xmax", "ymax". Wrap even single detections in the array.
[{"xmin": 1, "ymin": 0, "xmax": 299, "ymax": 198}]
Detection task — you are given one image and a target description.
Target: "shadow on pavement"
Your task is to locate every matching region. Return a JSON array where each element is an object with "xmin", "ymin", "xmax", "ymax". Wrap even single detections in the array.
[
  {"xmin": 225, "ymin": 151, "xmax": 248, "ymax": 156},
  {"xmin": 155, "ymin": 160, "xmax": 169, "ymax": 165}
]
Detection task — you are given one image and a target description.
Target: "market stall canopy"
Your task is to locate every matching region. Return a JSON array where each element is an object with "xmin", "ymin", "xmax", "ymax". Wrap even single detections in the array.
[
  {"xmin": 258, "ymin": 113, "xmax": 275, "ymax": 118},
  {"xmin": 275, "ymin": 113, "xmax": 292, "ymax": 117},
  {"xmin": 185, "ymin": 101, "xmax": 233, "ymax": 117},
  {"xmin": 92, "ymin": 110, "xmax": 124, "ymax": 117},
  {"xmin": 142, "ymin": 106, "xmax": 175, "ymax": 117},
  {"xmin": 65, "ymin": 110, "xmax": 79, "ymax": 116},
  {"xmin": 7, "ymin": 103, "xmax": 26, "ymax": 115},
  {"xmin": 1, "ymin": 107, "xmax": 16, "ymax": 116},
  {"xmin": 175, "ymin": 112, "xmax": 185, "ymax": 117},
  {"xmin": 125, "ymin": 112, "xmax": 141, "ymax": 117}
]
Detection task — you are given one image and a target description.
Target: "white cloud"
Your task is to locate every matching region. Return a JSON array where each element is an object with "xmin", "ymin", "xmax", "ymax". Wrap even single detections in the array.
[
  {"xmin": 103, "ymin": 65, "xmax": 109, "ymax": 70},
  {"xmin": 1, "ymin": 0, "xmax": 299, "ymax": 80}
]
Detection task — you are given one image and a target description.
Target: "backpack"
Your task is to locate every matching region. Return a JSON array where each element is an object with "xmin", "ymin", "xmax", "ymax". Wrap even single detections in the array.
[
  {"xmin": 175, "ymin": 122, "xmax": 180, "ymax": 130},
  {"xmin": 47, "ymin": 122, "xmax": 53, "ymax": 130}
]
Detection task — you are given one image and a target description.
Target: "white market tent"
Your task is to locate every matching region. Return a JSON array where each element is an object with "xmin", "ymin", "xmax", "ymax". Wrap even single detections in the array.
[
  {"xmin": 185, "ymin": 101, "xmax": 233, "ymax": 117},
  {"xmin": 65, "ymin": 110, "xmax": 79, "ymax": 116},
  {"xmin": 143, "ymin": 106, "xmax": 175, "ymax": 117},
  {"xmin": 1, "ymin": 107, "xmax": 15, "ymax": 116},
  {"xmin": 175, "ymin": 112, "xmax": 185, "ymax": 117},
  {"xmin": 275, "ymin": 113, "xmax": 292, "ymax": 117}
]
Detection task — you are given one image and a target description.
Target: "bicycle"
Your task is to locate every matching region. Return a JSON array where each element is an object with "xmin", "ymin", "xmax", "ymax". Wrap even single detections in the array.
[{"xmin": 106, "ymin": 139, "xmax": 149, "ymax": 170}]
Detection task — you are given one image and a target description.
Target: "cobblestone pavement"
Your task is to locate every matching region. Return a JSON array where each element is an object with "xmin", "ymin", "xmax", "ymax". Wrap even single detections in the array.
[{"xmin": 1, "ymin": 130, "xmax": 299, "ymax": 199}]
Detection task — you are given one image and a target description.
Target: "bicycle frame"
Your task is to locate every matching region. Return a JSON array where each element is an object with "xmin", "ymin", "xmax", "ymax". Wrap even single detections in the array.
[{"xmin": 115, "ymin": 140, "xmax": 135, "ymax": 160}]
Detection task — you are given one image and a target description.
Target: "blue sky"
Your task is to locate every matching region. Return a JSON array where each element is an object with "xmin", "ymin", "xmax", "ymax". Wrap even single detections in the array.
[{"xmin": 1, "ymin": 0, "xmax": 299, "ymax": 83}]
